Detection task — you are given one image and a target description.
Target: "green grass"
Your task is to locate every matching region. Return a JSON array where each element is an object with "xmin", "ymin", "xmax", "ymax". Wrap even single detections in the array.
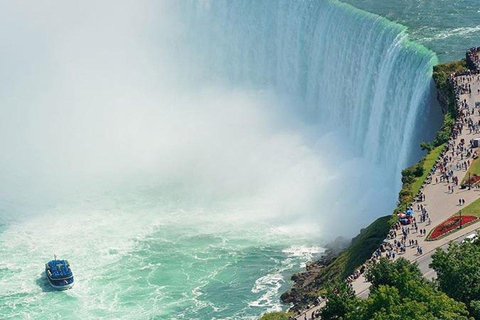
[
  {"xmin": 283, "ymin": 142, "xmax": 446, "ymax": 307},
  {"xmin": 392, "ymin": 59, "xmax": 466, "ymax": 224},
  {"xmin": 274, "ymin": 60, "xmax": 467, "ymax": 314},
  {"xmin": 411, "ymin": 144, "xmax": 445, "ymax": 195},
  {"xmin": 462, "ymin": 156, "xmax": 480, "ymax": 184},
  {"xmin": 342, "ymin": 215, "xmax": 391, "ymax": 276},
  {"xmin": 427, "ymin": 197, "xmax": 480, "ymax": 240},
  {"xmin": 313, "ymin": 215, "xmax": 391, "ymax": 283},
  {"xmin": 392, "ymin": 144, "xmax": 445, "ymax": 225},
  {"xmin": 453, "ymin": 197, "xmax": 480, "ymax": 219},
  {"xmin": 278, "ymin": 215, "xmax": 391, "ymax": 311}
]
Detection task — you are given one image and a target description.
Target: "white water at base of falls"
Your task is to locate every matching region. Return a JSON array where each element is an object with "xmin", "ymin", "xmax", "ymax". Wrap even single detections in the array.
[{"xmin": 0, "ymin": 0, "xmax": 443, "ymax": 319}]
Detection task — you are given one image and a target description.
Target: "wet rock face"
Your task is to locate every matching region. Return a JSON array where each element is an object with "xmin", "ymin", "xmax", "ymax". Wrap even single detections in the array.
[
  {"xmin": 280, "ymin": 288, "xmax": 298, "ymax": 304},
  {"xmin": 437, "ymin": 89, "xmax": 449, "ymax": 114},
  {"xmin": 280, "ymin": 249, "xmax": 340, "ymax": 306}
]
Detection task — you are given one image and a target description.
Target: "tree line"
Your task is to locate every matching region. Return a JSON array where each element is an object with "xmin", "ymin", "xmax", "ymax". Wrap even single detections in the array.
[{"xmin": 320, "ymin": 238, "xmax": 480, "ymax": 320}]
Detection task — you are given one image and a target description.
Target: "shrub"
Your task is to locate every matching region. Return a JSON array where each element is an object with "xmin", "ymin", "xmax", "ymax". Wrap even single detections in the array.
[{"xmin": 259, "ymin": 312, "xmax": 294, "ymax": 320}]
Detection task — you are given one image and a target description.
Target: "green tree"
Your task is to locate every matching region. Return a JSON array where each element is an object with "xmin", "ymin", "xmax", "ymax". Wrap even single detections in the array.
[
  {"xmin": 354, "ymin": 283, "xmax": 469, "ymax": 320},
  {"xmin": 469, "ymin": 300, "xmax": 480, "ymax": 320},
  {"xmin": 357, "ymin": 258, "xmax": 470, "ymax": 320},
  {"xmin": 319, "ymin": 282, "xmax": 359, "ymax": 320},
  {"xmin": 430, "ymin": 242, "xmax": 480, "ymax": 317},
  {"xmin": 318, "ymin": 258, "xmax": 470, "ymax": 319},
  {"xmin": 420, "ymin": 142, "xmax": 434, "ymax": 152},
  {"xmin": 365, "ymin": 257, "xmax": 422, "ymax": 290}
]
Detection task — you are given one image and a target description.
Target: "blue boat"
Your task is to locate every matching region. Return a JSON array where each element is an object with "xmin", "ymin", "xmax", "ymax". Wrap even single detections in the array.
[{"xmin": 45, "ymin": 257, "xmax": 74, "ymax": 290}]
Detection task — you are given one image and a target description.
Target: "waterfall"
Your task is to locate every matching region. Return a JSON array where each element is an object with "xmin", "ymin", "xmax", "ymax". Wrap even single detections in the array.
[
  {"xmin": 0, "ymin": 1, "xmax": 445, "ymax": 318},
  {"xmin": 180, "ymin": 0, "xmax": 439, "ymax": 188}
]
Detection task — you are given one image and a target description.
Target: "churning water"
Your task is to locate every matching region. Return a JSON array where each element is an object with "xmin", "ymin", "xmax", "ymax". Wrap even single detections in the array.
[{"xmin": 0, "ymin": 0, "xmax": 446, "ymax": 318}]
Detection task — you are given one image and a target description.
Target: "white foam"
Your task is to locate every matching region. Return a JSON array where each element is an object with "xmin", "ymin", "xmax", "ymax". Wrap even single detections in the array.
[
  {"xmin": 417, "ymin": 25, "xmax": 480, "ymax": 42},
  {"xmin": 248, "ymin": 245, "xmax": 323, "ymax": 313}
]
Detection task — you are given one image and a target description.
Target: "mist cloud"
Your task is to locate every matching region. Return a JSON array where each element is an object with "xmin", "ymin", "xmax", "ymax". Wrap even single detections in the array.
[{"xmin": 0, "ymin": 1, "xmax": 396, "ymax": 237}]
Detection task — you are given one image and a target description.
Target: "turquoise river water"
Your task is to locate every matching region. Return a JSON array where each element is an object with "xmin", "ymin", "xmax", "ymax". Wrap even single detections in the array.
[{"xmin": 0, "ymin": 0, "xmax": 477, "ymax": 319}]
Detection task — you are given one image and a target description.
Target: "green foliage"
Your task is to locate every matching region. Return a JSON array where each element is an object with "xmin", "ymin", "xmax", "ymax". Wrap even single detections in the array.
[
  {"xmin": 318, "ymin": 282, "xmax": 359, "ymax": 320},
  {"xmin": 414, "ymin": 164, "xmax": 425, "ymax": 177},
  {"xmin": 401, "ymin": 163, "xmax": 425, "ymax": 184},
  {"xmin": 401, "ymin": 168, "xmax": 416, "ymax": 184},
  {"xmin": 356, "ymin": 283, "xmax": 469, "ymax": 320},
  {"xmin": 365, "ymin": 258, "xmax": 423, "ymax": 290},
  {"xmin": 321, "ymin": 258, "xmax": 470, "ymax": 320},
  {"xmin": 462, "ymin": 156, "xmax": 480, "ymax": 184},
  {"xmin": 433, "ymin": 113, "xmax": 457, "ymax": 147},
  {"xmin": 420, "ymin": 141, "xmax": 434, "ymax": 152},
  {"xmin": 433, "ymin": 59, "xmax": 467, "ymax": 92},
  {"xmin": 308, "ymin": 216, "xmax": 391, "ymax": 291},
  {"xmin": 258, "ymin": 311, "xmax": 293, "ymax": 320},
  {"xmin": 341, "ymin": 216, "xmax": 391, "ymax": 279},
  {"xmin": 469, "ymin": 300, "xmax": 480, "ymax": 320},
  {"xmin": 277, "ymin": 59, "xmax": 476, "ymax": 319},
  {"xmin": 430, "ymin": 241, "xmax": 480, "ymax": 316},
  {"xmin": 284, "ymin": 216, "xmax": 392, "ymax": 311},
  {"xmin": 392, "ymin": 144, "xmax": 444, "ymax": 225},
  {"xmin": 432, "ymin": 60, "xmax": 466, "ymax": 147}
]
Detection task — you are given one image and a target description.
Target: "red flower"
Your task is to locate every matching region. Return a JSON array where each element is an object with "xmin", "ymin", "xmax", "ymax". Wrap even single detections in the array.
[{"xmin": 428, "ymin": 215, "xmax": 478, "ymax": 240}]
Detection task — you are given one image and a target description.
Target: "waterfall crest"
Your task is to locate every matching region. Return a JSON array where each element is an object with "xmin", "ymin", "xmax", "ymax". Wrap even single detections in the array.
[{"xmin": 181, "ymin": 0, "xmax": 439, "ymax": 186}]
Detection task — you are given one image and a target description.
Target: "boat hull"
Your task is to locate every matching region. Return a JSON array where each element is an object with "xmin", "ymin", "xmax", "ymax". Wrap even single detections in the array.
[
  {"xmin": 46, "ymin": 275, "xmax": 74, "ymax": 290},
  {"xmin": 45, "ymin": 259, "xmax": 74, "ymax": 290},
  {"xmin": 47, "ymin": 280, "xmax": 74, "ymax": 290}
]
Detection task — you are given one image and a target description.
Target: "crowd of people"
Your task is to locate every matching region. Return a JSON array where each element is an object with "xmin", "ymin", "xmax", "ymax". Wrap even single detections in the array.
[
  {"xmin": 358, "ymin": 49, "xmax": 480, "ymax": 287},
  {"xmin": 294, "ymin": 47, "xmax": 480, "ymax": 320},
  {"xmin": 342, "ymin": 47, "xmax": 480, "ymax": 301}
]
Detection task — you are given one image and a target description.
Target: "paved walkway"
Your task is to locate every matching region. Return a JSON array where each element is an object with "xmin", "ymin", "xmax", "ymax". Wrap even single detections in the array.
[
  {"xmin": 352, "ymin": 74, "xmax": 480, "ymax": 297},
  {"xmin": 295, "ymin": 73, "xmax": 480, "ymax": 319}
]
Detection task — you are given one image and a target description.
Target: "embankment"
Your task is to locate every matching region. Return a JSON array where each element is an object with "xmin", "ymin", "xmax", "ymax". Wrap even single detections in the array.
[{"xmin": 270, "ymin": 58, "xmax": 469, "ymax": 317}]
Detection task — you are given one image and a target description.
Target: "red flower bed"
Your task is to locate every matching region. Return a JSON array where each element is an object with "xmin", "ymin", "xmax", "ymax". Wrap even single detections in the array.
[
  {"xmin": 465, "ymin": 174, "xmax": 480, "ymax": 185},
  {"xmin": 428, "ymin": 215, "xmax": 478, "ymax": 241}
]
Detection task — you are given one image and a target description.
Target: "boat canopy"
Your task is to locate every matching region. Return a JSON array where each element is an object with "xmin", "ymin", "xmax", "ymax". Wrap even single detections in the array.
[{"xmin": 46, "ymin": 260, "xmax": 73, "ymax": 279}]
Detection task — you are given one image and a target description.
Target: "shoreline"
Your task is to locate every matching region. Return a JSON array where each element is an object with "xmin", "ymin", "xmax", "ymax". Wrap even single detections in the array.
[{"xmin": 261, "ymin": 47, "xmax": 479, "ymax": 319}]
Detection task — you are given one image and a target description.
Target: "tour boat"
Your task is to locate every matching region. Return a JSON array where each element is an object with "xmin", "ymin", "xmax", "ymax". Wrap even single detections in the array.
[{"xmin": 45, "ymin": 257, "xmax": 74, "ymax": 290}]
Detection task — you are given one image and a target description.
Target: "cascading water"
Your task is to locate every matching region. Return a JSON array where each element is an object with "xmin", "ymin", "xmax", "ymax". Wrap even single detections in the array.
[
  {"xmin": 181, "ymin": 0, "xmax": 439, "ymax": 183},
  {"xmin": 0, "ymin": 0, "xmax": 442, "ymax": 319}
]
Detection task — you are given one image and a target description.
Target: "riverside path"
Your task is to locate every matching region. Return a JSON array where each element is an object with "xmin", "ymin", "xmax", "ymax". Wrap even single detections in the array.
[
  {"xmin": 354, "ymin": 73, "xmax": 480, "ymax": 298},
  {"xmin": 295, "ymin": 72, "xmax": 480, "ymax": 320},
  {"xmin": 352, "ymin": 75, "xmax": 480, "ymax": 297}
]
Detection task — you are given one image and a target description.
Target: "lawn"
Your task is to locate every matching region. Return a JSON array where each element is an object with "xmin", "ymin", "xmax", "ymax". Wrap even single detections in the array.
[
  {"xmin": 411, "ymin": 144, "xmax": 445, "ymax": 196},
  {"xmin": 453, "ymin": 197, "xmax": 480, "ymax": 219},
  {"xmin": 427, "ymin": 196, "xmax": 480, "ymax": 240},
  {"xmin": 462, "ymin": 156, "xmax": 480, "ymax": 184}
]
